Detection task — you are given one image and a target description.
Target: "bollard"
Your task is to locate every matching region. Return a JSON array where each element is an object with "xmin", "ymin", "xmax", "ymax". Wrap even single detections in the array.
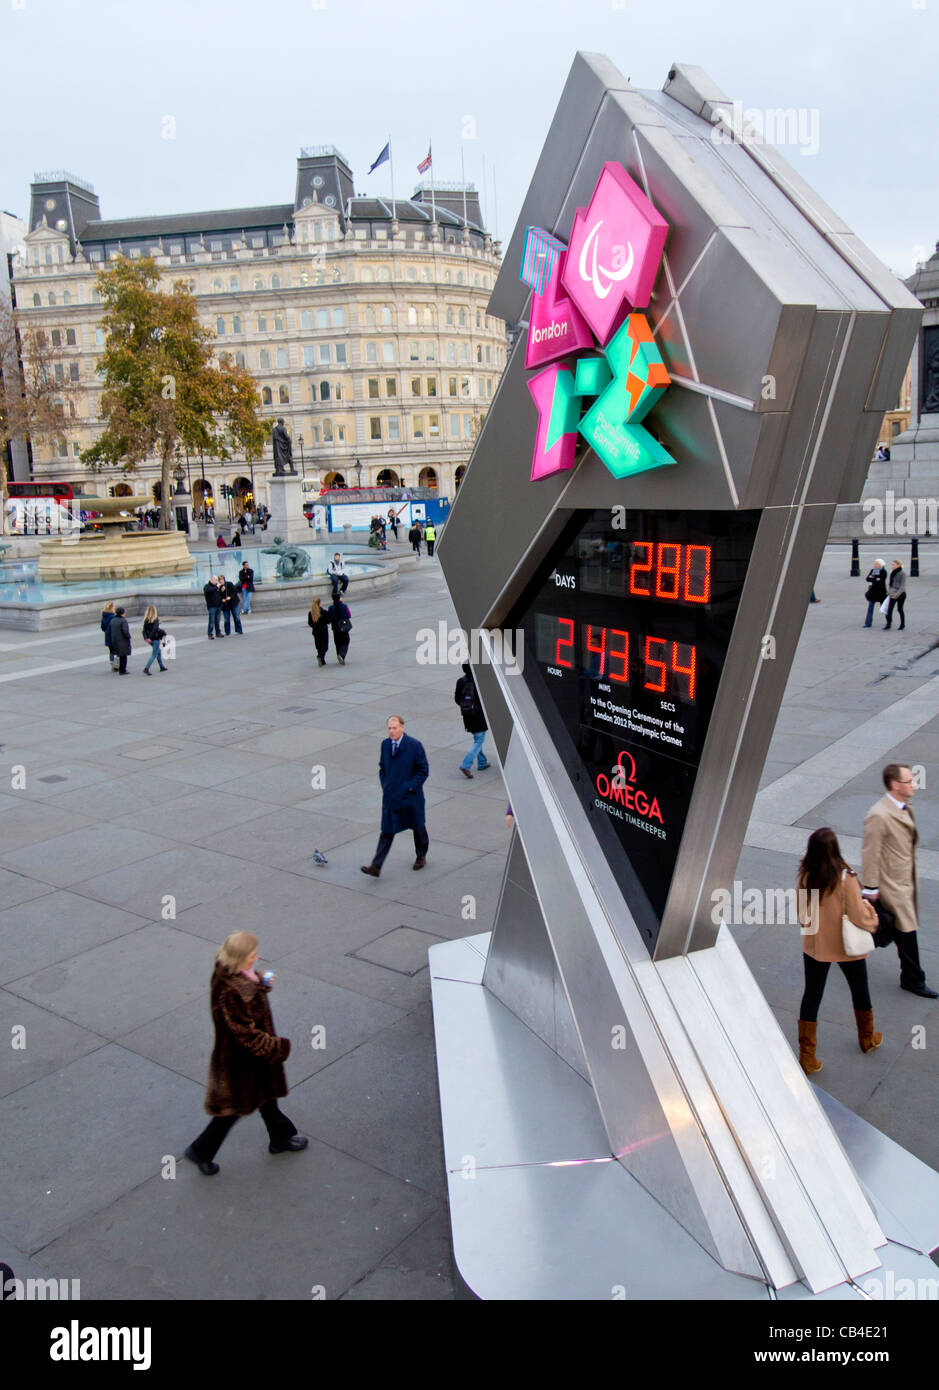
[
  {"xmin": 850, "ymin": 538, "xmax": 860, "ymax": 577},
  {"xmin": 911, "ymin": 537, "xmax": 919, "ymax": 578}
]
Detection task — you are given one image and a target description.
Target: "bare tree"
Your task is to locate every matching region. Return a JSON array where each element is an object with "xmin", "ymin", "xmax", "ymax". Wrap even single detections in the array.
[{"xmin": 0, "ymin": 297, "xmax": 82, "ymax": 532}]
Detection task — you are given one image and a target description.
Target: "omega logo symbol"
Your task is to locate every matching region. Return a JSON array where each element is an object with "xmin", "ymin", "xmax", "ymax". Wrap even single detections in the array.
[{"xmin": 578, "ymin": 221, "xmax": 635, "ymax": 301}]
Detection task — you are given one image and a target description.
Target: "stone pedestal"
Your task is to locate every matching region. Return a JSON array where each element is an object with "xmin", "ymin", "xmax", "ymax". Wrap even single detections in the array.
[{"xmin": 266, "ymin": 473, "xmax": 308, "ymax": 544}]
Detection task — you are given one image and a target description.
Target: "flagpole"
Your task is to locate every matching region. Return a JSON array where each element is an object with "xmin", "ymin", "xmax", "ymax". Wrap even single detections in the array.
[
  {"xmin": 430, "ymin": 138, "xmax": 436, "ymax": 224},
  {"xmin": 388, "ymin": 135, "xmax": 396, "ymax": 222},
  {"xmin": 461, "ymin": 145, "xmax": 468, "ymax": 228}
]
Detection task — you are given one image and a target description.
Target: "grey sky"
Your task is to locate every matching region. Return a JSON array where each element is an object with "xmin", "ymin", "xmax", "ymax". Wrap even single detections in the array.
[{"xmin": 1, "ymin": 0, "xmax": 934, "ymax": 278}]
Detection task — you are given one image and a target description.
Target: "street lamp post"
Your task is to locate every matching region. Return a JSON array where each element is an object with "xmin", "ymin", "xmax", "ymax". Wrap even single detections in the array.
[
  {"xmin": 355, "ymin": 457, "xmax": 362, "ymax": 491},
  {"xmin": 298, "ymin": 434, "xmax": 305, "ymax": 489},
  {"xmin": 199, "ymin": 450, "xmax": 206, "ymax": 519}
]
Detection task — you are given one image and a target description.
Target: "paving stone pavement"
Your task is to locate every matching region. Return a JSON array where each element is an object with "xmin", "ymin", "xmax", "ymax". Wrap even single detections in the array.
[{"xmin": 0, "ymin": 539, "xmax": 937, "ymax": 1300}]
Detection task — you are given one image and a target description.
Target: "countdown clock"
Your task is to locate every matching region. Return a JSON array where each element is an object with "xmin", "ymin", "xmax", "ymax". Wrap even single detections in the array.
[{"xmin": 509, "ymin": 507, "xmax": 760, "ymax": 952}]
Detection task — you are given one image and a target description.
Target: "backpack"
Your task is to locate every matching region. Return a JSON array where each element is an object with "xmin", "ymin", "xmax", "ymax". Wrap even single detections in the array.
[{"xmin": 459, "ymin": 679, "xmax": 478, "ymax": 714}]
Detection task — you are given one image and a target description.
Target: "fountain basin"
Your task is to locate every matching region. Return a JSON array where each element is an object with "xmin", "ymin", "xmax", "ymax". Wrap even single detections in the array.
[{"xmin": 38, "ymin": 531, "xmax": 195, "ymax": 582}]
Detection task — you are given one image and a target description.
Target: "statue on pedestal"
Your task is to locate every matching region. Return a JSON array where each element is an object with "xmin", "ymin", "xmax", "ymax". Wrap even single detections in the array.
[
  {"xmin": 272, "ymin": 418, "xmax": 297, "ymax": 475},
  {"xmin": 922, "ymin": 331, "xmax": 939, "ymax": 415}
]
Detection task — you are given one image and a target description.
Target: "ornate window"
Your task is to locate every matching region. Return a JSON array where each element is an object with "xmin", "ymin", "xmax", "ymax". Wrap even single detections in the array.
[
  {"xmin": 278, "ymin": 385, "xmax": 289, "ymax": 404},
  {"xmin": 262, "ymin": 386, "xmax": 273, "ymax": 404}
]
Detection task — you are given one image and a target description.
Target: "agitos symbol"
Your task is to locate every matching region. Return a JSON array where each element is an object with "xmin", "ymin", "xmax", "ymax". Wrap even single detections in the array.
[{"xmin": 521, "ymin": 162, "xmax": 673, "ymax": 483}]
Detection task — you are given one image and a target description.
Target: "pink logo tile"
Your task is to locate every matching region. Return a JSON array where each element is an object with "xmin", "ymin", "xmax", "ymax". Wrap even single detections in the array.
[
  {"xmin": 525, "ymin": 248, "xmax": 594, "ymax": 370},
  {"xmin": 561, "ymin": 163, "xmax": 668, "ymax": 345}
]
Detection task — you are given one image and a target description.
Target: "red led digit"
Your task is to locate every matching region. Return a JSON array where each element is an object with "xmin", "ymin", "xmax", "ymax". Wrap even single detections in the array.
[
  {"xmin": 629, "ymin": 542, "xmax": 653, "ymax": 596},
  {"xmin": 585, "ymin": 625, "xmax": 607, "ymax": 676},
  {"xmin": 655, "ymin": 543, "xmax": 681, "ymax": 599},
  {"xmin": 608, "ymin": 629, "xmax": 629, "ymax": 683},
  {"xmin": 671, "ymin": 642, "xmax": 697, "ymax": 700},
  {"xmin": 555, "ymin": 617, "xmax": 574, "ymax": 669},
  {"xmin": 643, "ymin": 635, "xmax": 667, "ymax": 692},
  {"xmin": 682, "ymin": 545, "xmax": 711, "ymax": 603}
]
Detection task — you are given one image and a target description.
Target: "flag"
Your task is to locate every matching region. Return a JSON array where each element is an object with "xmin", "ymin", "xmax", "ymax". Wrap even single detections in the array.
[
  {"xmin": 368, "ymin": 142, "xmax": 390, "ymax": 174},
  {"xmin": 417, "ymin": 145, "xmax": 432, "ymax": 174}
]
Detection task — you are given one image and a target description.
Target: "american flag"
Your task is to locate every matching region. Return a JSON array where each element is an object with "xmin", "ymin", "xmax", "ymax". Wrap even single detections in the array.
[{"xmin": 417, "ymin": 145, "xmax": 432, "ymax": 174}]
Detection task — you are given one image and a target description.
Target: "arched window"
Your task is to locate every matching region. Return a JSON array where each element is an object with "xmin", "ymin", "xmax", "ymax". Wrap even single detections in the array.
[
  {"xmin": 216, "ymin": 317, "xmax": 225, "ymax": 334},
  {"xmin": 334, "ymin": 383, "xmax": 342, "ymax": 401},
  {"xmin": 407, "ymin": 306, "xmax": 418, "ymax": 326},
  {"xmin": 232, "ymin": 315, "xmax": 242, "ymax": 334},
  {"xmin": 279, "ymin": 385, "xmax": 290, "ymax": 404},
  {"xmin": 273, "ymin": 313, "xmax": 285, "ymax": 331},
  {"xmin": 458, "ymin": 308, "xmax": 467, "ymax": 327},
  {"xmin": 32, "ymin": 293, "xmax": 40, "ymax": 307},
  {"xmin": 257, "ymin": 314, "xmax": 267, "ymax": 332},
  {"xmin": 380, "ymin": 306, "xmax": 392, "ymax": 326},
  {"xmin": 319, "ymin": 381, "xmax": 330, "ymax": 401},
  {"xmin": 259, "ymin": 349, "xmax": 271, "ymax": 368},
  {"xmin": 423, "ymin": 306, "xmax": 434, "ymax": 326},
  {"xmin": 253, "ymin": 276, "xmax": 264, "ymax": 290},
  {"xmin": 377, "ymin": 266, "xmax": 391, "ymax": 282},
  {"xmin": 48, "ymin": 292, "xmax": 56, "ymax": 306},
  {"xmin": 457, "ymin": 272, "xmax": 465, "ymax": 285},
  {"xmin": 323, "ymin": 419, "xmax": 333, "ymax": 442},
  {"xmin": 262, "ymin": 386, "xmax": 273, "ymax": 404},
  {"xmin": 63, "ymin": 290, "xmax": 72, "ymax": 305},
  {"xmin": 476, "ymin": 310, "xmax": 482, "ymax": 327},
  {"xmin": 235, "ymin": 351, "xmax": 246, "ymax": 367},
  {"xmin": 446, "ymin": 307, "xmax": 454, "ymax": 326},
  {"xmin": 271, "ymin": 274, "xmax": 282, "ymax": 289},
  {"xmin": 51, "ymin": 329, "xmax": 62, "ymax": 347},
  {"xmin": 476, "ymin": 345, "xmax": 482, "ymax": 362},
  {"xmin": 66, "ymin": 328, "xmax": 77, "ymax": 345},
  {"xmin": 364, "ymin": 306, "xmax": 376, "ymax": 327}
]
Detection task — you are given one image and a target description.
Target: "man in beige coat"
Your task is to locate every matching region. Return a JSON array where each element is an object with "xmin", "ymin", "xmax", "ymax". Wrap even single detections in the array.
[{"xmin": 861, "ymin": 763, "xmax": 938, "ymax": 998}]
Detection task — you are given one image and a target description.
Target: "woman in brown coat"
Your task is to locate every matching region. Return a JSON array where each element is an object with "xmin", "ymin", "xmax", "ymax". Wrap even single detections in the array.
[
  {"xmin": 797, "ymin": 828, "xmax": 881, "ymax": 1076},
  {"xmin": 185, "ymin": 932, "xmax": 308, "ymax": 1175}
]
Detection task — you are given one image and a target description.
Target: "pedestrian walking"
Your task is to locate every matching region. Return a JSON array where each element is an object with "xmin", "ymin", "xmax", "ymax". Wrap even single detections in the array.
[
  {"xmin": 219, "ymin": 575, "xmax": 243, "ymax": 635},
  {"xmin": 883, "ymin": 560, "xmax": 907, "ymax": 630},
  {"xmin": 796, "ymin": 828, "xmax": 881, "ymax": 1075},
  {"xmin": 409, "ymin": 522, "xmax": 422, "ymax": 556},
  {"xmin": 424, "ymin": 520, "xmax": 436, "ymax": 557},
  {"xmin": 327, "ymin": 552, "xmax": 349, "ymax": 599},
  {"xmin": 100, "ymin": 601, "xmax": 117, "ymax": 669},
  {"xmin": 204, "ymin": 576, "xmax": 223, "ymax": 639},
  {"xmin": 387, "ymin": 508, "xmax": 399, "ymax": 541},
  {"xmin": 184, "ymin": 932, "xmax": 307, "ymax": 1176},
  {"xmin": 109, "ymin": 606, "xmax": 132, "ymax": 674},
  {"xmin": 863, "ymin": 559, "xmax": 887, "ymax": 628},
  {"xmin": 326, "ymin": 594, "xmax": 351, "ymax": 664},
  {"xmin": 308, "ymin": 597, "xmax": 330, "ymax": 665},
  {"xmin": 361, "ymin": 715, "xmax": 429, "ymax": 877},
  {"xmin": 454, "ymin": 661, "xmax": 489, "ymax": 777},
  {"xmin": 239, "ymin": 559, "xmax": 254, "ymax": 615},
  {"xmin": 861, "ymin": 763, "xmax": 938, "ymax": 997},
  {"xmin": 141, "ymin": 605, "xmax": 168, "ymax": 674}
]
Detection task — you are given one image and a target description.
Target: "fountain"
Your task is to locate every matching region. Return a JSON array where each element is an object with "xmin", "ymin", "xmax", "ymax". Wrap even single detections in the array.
[{"xmin": 36, "ymin": 492, "xmax": 195, "ymax": 582}]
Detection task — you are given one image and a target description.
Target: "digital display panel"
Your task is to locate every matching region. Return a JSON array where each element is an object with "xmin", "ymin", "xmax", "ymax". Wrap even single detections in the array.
[{"xmin": 508, "ymin": 508, "xmax": 760, "ymax": 952}]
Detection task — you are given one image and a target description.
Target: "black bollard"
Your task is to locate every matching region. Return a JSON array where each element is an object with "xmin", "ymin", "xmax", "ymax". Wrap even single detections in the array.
[
  {"xmin": 911, "ymin": 537, "xmax": 919, "ymax": 578},
  {"xmin": 850, "ymin": 538, "xmax": 860, "ymax": 577}
]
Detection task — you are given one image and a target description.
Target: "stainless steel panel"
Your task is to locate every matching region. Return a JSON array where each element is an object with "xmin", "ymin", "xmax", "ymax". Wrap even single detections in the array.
[{"xmin": 817, "ymin": 1087, "xmax": 939, "ymax": 1257}]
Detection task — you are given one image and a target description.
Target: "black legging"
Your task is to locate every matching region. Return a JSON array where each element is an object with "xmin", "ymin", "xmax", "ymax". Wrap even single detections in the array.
[{"xmin": 800, "ymin": 954, "xmax": 871, "ymax": 1022}]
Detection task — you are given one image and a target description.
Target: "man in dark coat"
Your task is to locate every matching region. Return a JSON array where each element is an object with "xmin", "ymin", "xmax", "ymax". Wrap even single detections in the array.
[
  {"xmin": 454, "ymin": 661, "xmax": 490, "ymax": 778},
  {"xmin": 204, "ymin": 576, "xmax": 223, "ymax": 639},
  {"xmin": 220, "ymin": 575, "xmax": 244, "ymax": 635},
  {"xmin": 108, "ymin": 606, "xmax": 132, "ymax": 674},
  {"xmin": 361, "ymin": 715, "xmax": 429, "ymax": 876}
]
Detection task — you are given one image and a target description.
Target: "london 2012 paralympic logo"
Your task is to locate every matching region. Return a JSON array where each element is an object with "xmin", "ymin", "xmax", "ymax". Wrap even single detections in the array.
[{"xmin": 520, "ymin": 162, "xmax": 671, "ymax": 483}]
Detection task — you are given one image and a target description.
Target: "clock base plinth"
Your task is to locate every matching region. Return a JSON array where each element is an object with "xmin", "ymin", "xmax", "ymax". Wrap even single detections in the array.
[{"xmin": 431, "ymin": 932, "xmax": 939, "ymax": 1300}]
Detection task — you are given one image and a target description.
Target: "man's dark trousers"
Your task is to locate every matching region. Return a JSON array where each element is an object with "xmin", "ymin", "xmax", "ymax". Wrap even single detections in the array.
[{"xmin": 372, "ymin": 826, "xmax": 429, "ymax": 869}]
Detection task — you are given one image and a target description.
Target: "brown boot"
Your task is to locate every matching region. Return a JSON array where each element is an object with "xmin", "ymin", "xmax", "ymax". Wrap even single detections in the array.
[
  {"xmin": 798, "ymin": 1020, "xmax": 823, "ymax": 1074},
  {"xmin": 854, "ymin": 1009, "xmax": 883, "ymax": 1053}
]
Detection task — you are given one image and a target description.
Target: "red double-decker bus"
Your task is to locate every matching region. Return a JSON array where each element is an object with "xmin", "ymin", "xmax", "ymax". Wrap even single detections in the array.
[{"xmin": 4, "ymin": 479, "xmax": 95, "ymax": 534}]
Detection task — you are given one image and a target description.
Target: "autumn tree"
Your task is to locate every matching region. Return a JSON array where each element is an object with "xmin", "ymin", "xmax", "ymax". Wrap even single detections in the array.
[
  {"xmin": 82, "ymin": 258, "xmax": 266, "ymax": 528},
  {"xmin": 0, "ymin": 298, "xmax": 82, "ymax": 532}
]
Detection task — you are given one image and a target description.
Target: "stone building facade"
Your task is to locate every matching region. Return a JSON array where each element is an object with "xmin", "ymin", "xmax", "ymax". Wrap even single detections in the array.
[{"xmin": 11, "ymin": 150, "xmax": 505, "ymax": 516}]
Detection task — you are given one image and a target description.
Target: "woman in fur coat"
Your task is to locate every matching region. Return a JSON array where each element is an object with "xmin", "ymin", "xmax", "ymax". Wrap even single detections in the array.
[{"xmin": 185, "ymin": 932, "xmax": 308, "ymax": 1175}]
